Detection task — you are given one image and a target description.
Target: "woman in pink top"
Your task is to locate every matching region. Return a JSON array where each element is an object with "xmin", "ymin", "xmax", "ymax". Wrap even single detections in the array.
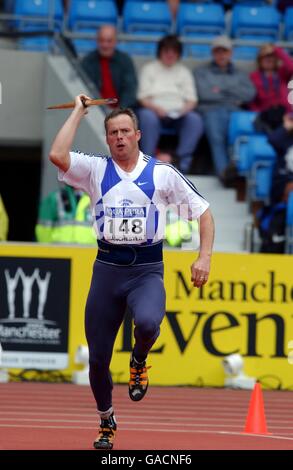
[{"xmin": 249, "ymin": 44, "xmax": 293, "ymax": 113}]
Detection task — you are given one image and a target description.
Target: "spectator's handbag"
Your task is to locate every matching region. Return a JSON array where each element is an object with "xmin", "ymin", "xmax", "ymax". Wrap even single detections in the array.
[{"xmin": 257, "ymin": 202, "xmax": 287, "ymax": 253}]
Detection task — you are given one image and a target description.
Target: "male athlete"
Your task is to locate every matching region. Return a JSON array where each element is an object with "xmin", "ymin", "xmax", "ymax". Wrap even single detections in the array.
[{"xmin": 49, "ymin": 94, "xmax": 214, "ymax": 450}]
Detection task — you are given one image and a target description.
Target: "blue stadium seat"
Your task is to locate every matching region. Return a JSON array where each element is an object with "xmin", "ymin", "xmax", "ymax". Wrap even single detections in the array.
[
  {"xmin": 118, "ymin": 40, "xmax": 157, "ymax": 56},
  {"xmin": 246, "ymin": 136, "xmax": 276, "ymax": 202},
  {"xmin": 228, "ymin": 111, "xmax": 258, "ymax": 146},
  {"xmin": 228, "ymin": 111, "xmax": 262, "ymax": 175},
  {"xmin": 232, "ymin": 45, "xmax": 259, "ymax": 61},
  {"xmin": 235, "ymin": 134, "xmax": 275, "ymax": 175},
  {"xmin": 284, "ymin": 7, "xmax": 293, "ymax": 40},
  {"xmin": 67, "ymin": 0, "xmax": 118, "ymax": 54},
  {"xmin": 14, "ymin": 0, "xmax": 63, "ymax": 29},
  {"xmin": 123, "ymin": 2, "xmax": 172, "ymax": 34},
  {"xmin": 183, "ymin": 43, "xmax": 211, "ymax": 59},
  {"xmin": 13, "ymin": 0, "xmax": 63, "ymax": 51},
  {"xmin": 250, "ymin": 161, "xmax": 274, "ymax": 203},
  {"xmin": 231, "ymin": 5, "xmax": 281, "ymax": 42},
  {"xmin": 121, "ymin": 2, "xmax": 172, "ymax": 56},
  {"xmin": 285, "ymin": 191, "xmax": 293, "ymax": 253},
  {"xmin": 68, "ymin": 0, "xmax": 118, "ymax": 31},
  {"xmin": 177, "ymin": 4, "xmax": 225, "ymax": 37}
]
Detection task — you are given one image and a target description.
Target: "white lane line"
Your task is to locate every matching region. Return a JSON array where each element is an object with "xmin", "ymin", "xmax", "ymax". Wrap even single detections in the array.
[{"xmin": 1, "ymin": 418, "xmax": 293, "ymax": 433}]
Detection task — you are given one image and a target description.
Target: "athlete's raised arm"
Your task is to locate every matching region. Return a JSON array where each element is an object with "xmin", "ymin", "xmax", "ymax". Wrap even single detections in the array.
[{"xmin": 49, "ymin": 94, "xmax": 90, "ymax": 173}]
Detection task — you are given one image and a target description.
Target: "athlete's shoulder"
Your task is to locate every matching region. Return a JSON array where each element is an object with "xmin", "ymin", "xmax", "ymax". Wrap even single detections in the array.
[
  {"xmin": 154, "ymin": 161, "xmax": 206, "ymax": 198},
  {"xmin": 154, "ymin": 160, "xmax": 178, "ymax": 175}
]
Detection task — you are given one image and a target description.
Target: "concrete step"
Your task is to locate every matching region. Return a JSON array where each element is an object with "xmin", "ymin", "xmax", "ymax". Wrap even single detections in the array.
[{"xmin": 187, "ymin": 175, "xmax": 250, "ymax": 252}]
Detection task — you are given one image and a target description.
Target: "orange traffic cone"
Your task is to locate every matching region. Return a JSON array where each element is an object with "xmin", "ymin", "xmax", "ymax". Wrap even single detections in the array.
[{"xmin": 243, "ymin": 382, "xmax": 271, "ymax": 435}]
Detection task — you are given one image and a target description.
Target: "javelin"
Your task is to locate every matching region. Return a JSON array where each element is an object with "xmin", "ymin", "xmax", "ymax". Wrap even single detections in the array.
[{"xmin": 47, "ymin": 97, "xmax": 118, "ymax": 110}]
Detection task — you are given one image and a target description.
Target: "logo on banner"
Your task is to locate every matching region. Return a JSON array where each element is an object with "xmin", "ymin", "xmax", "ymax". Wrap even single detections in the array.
[
  {"xmin": 0, "ymin": 257, "xmax": 71, "ymax": 369},
  {"xmin": 4, "ymin": 268, "xmax": 52, "ymax": 323}
]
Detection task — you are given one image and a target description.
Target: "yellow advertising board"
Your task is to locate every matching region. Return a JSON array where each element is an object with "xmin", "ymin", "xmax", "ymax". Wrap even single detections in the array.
[{"xmin": 0, "ymin": 244, "xmax": 292, "ymax": 389}]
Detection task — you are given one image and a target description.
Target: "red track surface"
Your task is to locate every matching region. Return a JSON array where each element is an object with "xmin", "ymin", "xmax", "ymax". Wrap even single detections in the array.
[{"xmin": 1, "ymin": 383, "xmax": 293, "ymax": 450}]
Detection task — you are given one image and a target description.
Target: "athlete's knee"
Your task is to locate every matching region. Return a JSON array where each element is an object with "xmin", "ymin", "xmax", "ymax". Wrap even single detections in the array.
[{"xmin": 135, "ymin": 318, "xmax": 159, "ymax": 341}]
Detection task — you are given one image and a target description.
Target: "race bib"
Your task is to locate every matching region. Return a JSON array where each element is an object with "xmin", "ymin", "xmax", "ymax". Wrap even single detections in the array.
[{"xmin": 104, "ymin": 206, "xmax": 147, "ymax": 243}]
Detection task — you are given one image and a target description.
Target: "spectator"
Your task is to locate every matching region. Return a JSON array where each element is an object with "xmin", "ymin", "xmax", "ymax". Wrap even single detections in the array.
[
  {"xmin": 194, "ymin": 35, "xmax": 255, "ymax": 185},
  {"xmin": 137, "ymin": 35, "xmax": 203, "ymax": 174},
  {"xmin": 268, "ymin": 113, "xmax": 293, "ymax": 204},
  {"xmin": 80, "ymin": 25, "xmax": 138, "ymax": 109},
  {"xmin": 249, "ymin": 45, "xmax": 293, "ymax": 132},
  {"xmin": 35, "ymin": 184, "xmax": 96, "ymax": 244},
  {"xmin": 256, "ymin": 113, "xmax": 293, "ymax": 253},
  {"xmin": 0, "ymin": 194, "xmax": 8, "ymax": 241}
]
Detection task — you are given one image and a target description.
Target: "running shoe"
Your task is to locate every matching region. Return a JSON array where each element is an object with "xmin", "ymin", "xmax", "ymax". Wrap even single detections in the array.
[
  {"xmin": 93, "ymin": 412, "xmax": 116, "ymax": 450},
  {"xmin": 129, "ymin": 355, "xmax": 151, "ymax": 402}
]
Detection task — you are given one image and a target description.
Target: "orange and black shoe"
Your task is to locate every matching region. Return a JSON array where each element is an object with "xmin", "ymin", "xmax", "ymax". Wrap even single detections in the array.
[
  {"xmin": 129, "ymin": 356, "xmax": 151, "ymax": 402},
  {"xmin": 93, "ymin": 412, "xmax": 117, "ymax": 450}
]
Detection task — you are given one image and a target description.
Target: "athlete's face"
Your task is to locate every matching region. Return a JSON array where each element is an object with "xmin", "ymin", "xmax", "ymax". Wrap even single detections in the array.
[{"xmin": 106, "ymin": 115, "xmax": 141, "ymax": 161}]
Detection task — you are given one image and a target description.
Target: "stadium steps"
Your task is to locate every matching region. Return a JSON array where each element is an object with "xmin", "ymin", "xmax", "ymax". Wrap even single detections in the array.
[{"xmin": 189, "ymin": 175, "xmax": 251, "ymax": 253}]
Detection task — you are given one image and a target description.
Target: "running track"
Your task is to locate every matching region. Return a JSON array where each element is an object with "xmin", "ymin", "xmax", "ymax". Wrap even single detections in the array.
[{"xmin": 1, "ymin": 383, "xmax": 293, "ymax": 450}]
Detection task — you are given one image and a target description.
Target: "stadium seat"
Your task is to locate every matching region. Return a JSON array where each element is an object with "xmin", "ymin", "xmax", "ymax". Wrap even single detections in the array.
[
  {"xmin": 232, "ymin": 45, "xmax": 259, "ymax": 61},
  {"xmin": 228, "ymin": 111, "xmax": 258, "ymax": 146},
  {"xmin": 285, "ymin": 191, "xmax": 293, "ymax": 253},
  {"xmin": 121, "ymin": 2, "xmax": 172, "ymax": 56},
  {"xmin": 13, "ymin": 0, "xmax": 63, "ymax": 51},
  {"xmin": 123, "ymin": 2, "xmax": 172, "ymax": 34},
  {"xmin": 235, "ymin": 134, "xmax": 275, "ymax": 176},
  {"xmin": 177, "ymin": 3, "xmax": 225, "ymax": 58},
  {"xmin": 249, "ymin": 161, "xmax": 274, "ymax": 203},
  {"xmin": 231, "ymin": 5, "xmax": 281, "ymax": 42},
  {"xmin": 14, "ymin": 0, "xmax": 63, "ymax": 29},
  {"xmin": 228, "ymin": 111, "xmax": 262, "ymax": 175},
  {"xmin": 117, "ymin": 40, "xmax": 157, "ymax": 56},
  {"xmin": 284, "ymin": 7, "xmax": 293, "ymax": 40},
  {"xmin": 245, "ymin": 136, "xmax": 276, "ymax": 203},
  {"xmin": 67, "ymin": 0, "xmax": 118, "ymax": 54},
  {"xmin": 183, "ymin": 43, "xmax": 211, "ymax": 59},
  {"xmin": 177, "ymin": 4, "xmax": 225, "ymax": 37}
]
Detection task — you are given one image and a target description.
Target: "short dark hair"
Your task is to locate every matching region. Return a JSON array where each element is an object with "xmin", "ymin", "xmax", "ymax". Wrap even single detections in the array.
[
  {"xmin": 104, "ymin": 107, "xmax": 139, "ymax": 133},
  {"xmin": 157, "ymin": 35, "xmax": 182, "ymax": 59}
]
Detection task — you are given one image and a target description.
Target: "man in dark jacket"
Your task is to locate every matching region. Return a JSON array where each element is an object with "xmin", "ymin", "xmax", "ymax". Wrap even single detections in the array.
[
  {"xmin": 194, "ymin": 36, "xmax": 255, "ymax": 185},
  {"xmin": 80, "ymin": 25, "xmax": 138, "ymax": 109}
]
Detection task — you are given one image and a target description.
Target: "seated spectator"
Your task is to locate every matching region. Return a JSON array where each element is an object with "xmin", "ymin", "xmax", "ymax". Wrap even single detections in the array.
[
  {"xmin": 268, "ymin": 113, "xmax": 293, "ymax": 204},
  {"xmin": 194, "ymin": 35, "xmax": 255, "ymax": 185},
  {"xmin": 35, "ymin": 184, "xmax": 96, "ymax": 245},
  {"xmin": 0, "ymin": 194, "xmax": 8, "ymax": 241},
  {"xmin": 80, "ymin": 25, "xmax": 138, "ymax": 109},
  {"xmin": 249, "ymin": 44, "xmax": 293, "ymax": 132},
  {"xmin": 137, "ymin": 35, "xmax": 203, "ymax": 174},
  {"xmin": 256, "ymin": 113, "xmax": 293, "ymax": 253}
]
